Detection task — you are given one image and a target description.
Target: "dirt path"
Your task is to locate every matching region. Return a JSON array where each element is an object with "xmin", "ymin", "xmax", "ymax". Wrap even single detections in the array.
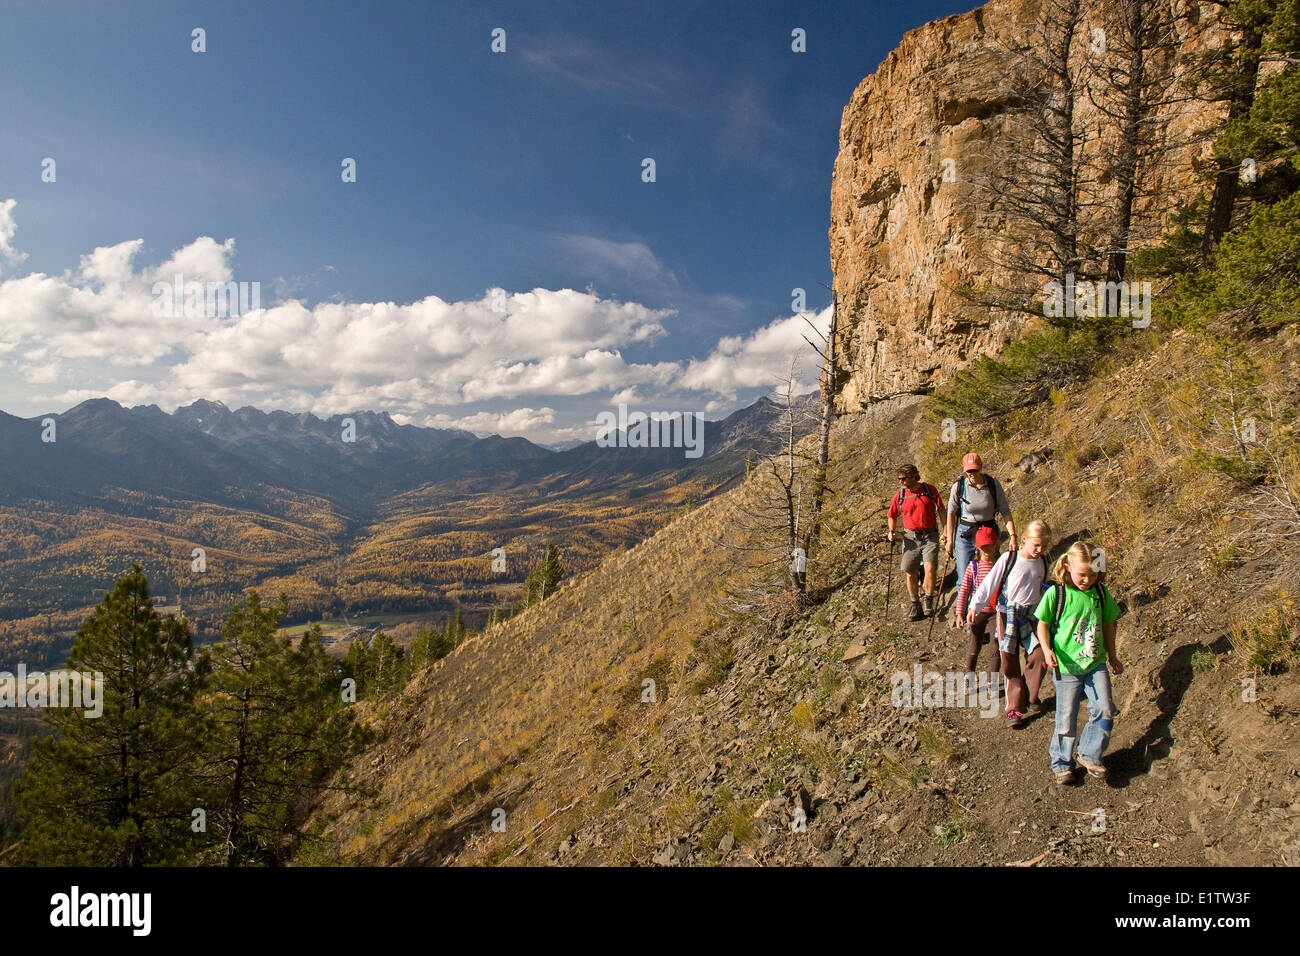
[{"xmin": 913, "ymin": 598, "xmax": 1201, "ymax": 865}]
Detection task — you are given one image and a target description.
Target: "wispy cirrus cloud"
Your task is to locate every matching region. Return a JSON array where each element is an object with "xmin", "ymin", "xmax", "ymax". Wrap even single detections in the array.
[
  {"xmin": 553, "ymin": 233, "xmax": 679, "ymax": 289},
  {"xmin": 518, "ymin": 35, "xmax": 687, "ymax": 98}
]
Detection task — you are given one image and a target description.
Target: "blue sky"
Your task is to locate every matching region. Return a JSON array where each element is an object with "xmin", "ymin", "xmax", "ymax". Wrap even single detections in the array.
[{"xmin": 0, "ymin": 0, "xmax": 973, "ymax": 442}]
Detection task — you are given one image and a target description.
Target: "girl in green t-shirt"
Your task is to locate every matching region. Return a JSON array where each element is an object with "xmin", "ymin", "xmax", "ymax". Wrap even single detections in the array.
[{"xmin": 1034, "ymin": 542, "xmax": 1123, "ymax": 785}]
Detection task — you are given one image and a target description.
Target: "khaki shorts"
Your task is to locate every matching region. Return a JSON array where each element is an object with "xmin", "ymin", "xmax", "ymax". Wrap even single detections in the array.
[{"xmin": 900, "ymin": 531, "xmax": 939, "ymax": 572}]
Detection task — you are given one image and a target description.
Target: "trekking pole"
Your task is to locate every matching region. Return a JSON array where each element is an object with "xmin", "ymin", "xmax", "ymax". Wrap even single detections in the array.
[
  {"xmin": 884, "ymin": 535, "xmax": 895, "ymax": 614},
  {"xmin": 927, "ymin": 546, "xmax": 952, "ymax": 642}
]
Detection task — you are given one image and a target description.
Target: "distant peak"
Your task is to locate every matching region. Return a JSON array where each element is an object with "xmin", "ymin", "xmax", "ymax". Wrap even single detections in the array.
[
  {"xmin": 179, "ymin": 398, "xmax": 230, "ymax": 414},
  {"xmin": 67, "ymin": 397, "xmax": 125, "ymax": 415}
]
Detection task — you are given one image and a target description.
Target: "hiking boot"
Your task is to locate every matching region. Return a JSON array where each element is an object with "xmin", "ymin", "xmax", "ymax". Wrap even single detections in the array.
[
  {"xmin": 1054, "ymin": 768, "xmax": 1076, "ymax": 787},
  {"xmin": 1078, "ymin": 758, "xmax": 1108, "ymax": 779},
  {"xmin": 909, "ymin": 600, "xmax": 925, "ymax": 622},
  {"xmin": 923, "ymin": 594, "xmax": 934, "ymax": 617}
]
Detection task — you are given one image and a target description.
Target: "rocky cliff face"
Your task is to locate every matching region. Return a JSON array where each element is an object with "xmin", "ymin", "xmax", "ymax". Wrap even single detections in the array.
[{"xmin": 829, "ymin": 0, "xmax": 1221, "ymax": 411}]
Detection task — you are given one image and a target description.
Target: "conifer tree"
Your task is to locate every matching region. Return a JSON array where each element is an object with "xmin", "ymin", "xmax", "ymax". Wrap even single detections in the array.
[
  {"xmin": 14, "ymin": 564, "xmax": 200, "ymax": 866},
  {"xmin": 1190, "ymin": 0, "xmax": 1280, "ymax": 253},
  {"xmin": 366, "ymin": 629, "xmax": 408, "ymax": 698},
  {"xmin": 344, "ymin": 636, "xmax": 371, "ymax": 696},
  {"xmin": 195, "ymin": 593, "xmax": 358, "ymax": 866},
  {"xmin": 520, "ymin": 541, "xmax": 564, "ymax": 609},
  {"xmin": 408, "ymin": 627, "xmax": 433, "ymax": 672}
]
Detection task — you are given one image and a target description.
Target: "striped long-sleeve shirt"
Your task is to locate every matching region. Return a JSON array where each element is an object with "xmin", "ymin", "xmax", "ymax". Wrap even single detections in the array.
[{"xmin": 955, "ymin": 558, "xmax": 996, "ymax": 621}]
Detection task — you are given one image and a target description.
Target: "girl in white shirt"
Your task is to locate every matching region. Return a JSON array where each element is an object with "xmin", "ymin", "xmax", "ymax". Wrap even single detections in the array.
[{"xmin": 968, "ymin": 520, "xmax": 1052, "ymax": 726}]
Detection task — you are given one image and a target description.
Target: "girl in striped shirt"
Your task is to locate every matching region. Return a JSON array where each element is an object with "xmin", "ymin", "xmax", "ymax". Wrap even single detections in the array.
[{"xmin": 957, "ymin": 525, "xmax": 1002, "ymax": 687}]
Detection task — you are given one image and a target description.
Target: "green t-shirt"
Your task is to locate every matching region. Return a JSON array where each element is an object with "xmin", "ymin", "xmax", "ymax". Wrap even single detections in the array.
[{"xmin": 1033, "ymin": 583, "xmax": 1120, "ymax": 675}]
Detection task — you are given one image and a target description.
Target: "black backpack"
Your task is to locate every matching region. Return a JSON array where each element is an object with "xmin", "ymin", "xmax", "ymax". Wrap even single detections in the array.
[
  {"xmin": 1048, "ymin": 581, "xmax": 1111, "ymax": 636},
  {"xmin": 994, "ymin": 550, "xmax": 1049, "ymax": 608},
  {"xmin": 894, "ymin": 483, "xmax": 939, "ymax": 512},
  {"xmin": 957, "ymin": 473, "xmax": 1002, "ymax": 520}
]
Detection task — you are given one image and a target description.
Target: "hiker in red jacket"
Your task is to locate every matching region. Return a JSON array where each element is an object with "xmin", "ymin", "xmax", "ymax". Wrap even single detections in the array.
[{"xmin": 887, "ymin": 464, "xmax": 948, "ymax": 622}]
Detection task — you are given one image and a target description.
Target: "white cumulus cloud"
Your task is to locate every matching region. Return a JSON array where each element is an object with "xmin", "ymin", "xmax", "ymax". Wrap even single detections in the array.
[
  {"xmin": 0, "ymin": 210, "xmax": 835, "ymax": 441},
  {"xmin": 0, "ymin": 199, "xmax": 28, "ymax": 268}
]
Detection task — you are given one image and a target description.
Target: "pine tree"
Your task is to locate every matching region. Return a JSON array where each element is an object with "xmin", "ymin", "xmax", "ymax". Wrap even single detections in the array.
[
  {"xmin": 13, "ymin": 564, "xmax": 200, "ymax": 866},
  {"xmin": 343, "ymin": 637, "xmax": 371, "ymax": 697},
  {"xmin": 408, "ymin": 628, "xmax": 432, "ymax": 672},
  {"xmin": 195, "ymin": 592, "xmax": 359, "ymax": 866},
  {"xmin": 520, "ymin": 541, "xmax": 564, "ymax": 609},
  {"xmin": 367, "ymin": 630, "xmax": 408, "ymax": 698},
  {"xmin": 1191, "ymin": 0, "xmax": 1277, "ymax": 253},
  {"xmin": 409, "ymin": 613, "xmax": 469, "ymax": 673},
  {"xmin": 1163, "ymin": 4, "xmax": 1299, "ymax": 331}
]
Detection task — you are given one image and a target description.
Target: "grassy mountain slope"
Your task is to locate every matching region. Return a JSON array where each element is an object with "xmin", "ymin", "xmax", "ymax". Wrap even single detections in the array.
[{"xmin": 306, "ymin": 326, "xmax": 1300, "ymax": 866}]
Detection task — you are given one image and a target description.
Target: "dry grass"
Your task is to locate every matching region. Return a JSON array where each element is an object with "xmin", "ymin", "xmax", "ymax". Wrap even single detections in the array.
[
  {"xmin": 307, "ymin": 466, "xmax": 769, "ymax": 863},
  {"xmin": 1229, "ymin": 598, "xmax": 1300, "ymax": 676},
  {"xmin": 918, "ymin": 722, "xmax": 955, "ymax": 763}
]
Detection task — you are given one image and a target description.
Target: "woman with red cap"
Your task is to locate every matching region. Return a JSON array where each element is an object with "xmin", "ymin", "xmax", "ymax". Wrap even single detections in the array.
[{"xmin": 944, "ymin": 452, "xmax": 1017, "ymax": 606}]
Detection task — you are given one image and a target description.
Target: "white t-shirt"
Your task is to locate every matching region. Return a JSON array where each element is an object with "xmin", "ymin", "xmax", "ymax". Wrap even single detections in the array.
[{"xmin": 971, "ymin": 550, "xmax": 1048, "ymax": 611}]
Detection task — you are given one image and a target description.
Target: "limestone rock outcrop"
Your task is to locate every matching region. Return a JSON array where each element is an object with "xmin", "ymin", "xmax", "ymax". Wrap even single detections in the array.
[{"xmin": 829, "ymin": 0, "xmax": 1222, "ymax": 411}]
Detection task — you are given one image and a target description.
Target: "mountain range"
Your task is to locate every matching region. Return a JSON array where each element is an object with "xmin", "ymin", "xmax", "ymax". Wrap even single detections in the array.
[
  {"xmin": 0, "ymin": 391, "xmax": 821, "ymax": 668},
  {"xmin": 0, "ymin": 393, "xmax": 819, "ymax": 512}
]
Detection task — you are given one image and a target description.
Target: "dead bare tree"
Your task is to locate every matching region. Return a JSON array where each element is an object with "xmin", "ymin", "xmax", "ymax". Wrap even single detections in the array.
[
  {"xmin": 796, "ymin": 285, "xmax": 839, "ymax": 578},
  {"xmin": 709, "ymin": 355, "xmax": 819, "ymax": 620},
  {"xmin": 964, "ymin": 0, "xmax": 1105, "ymax": 323},
  {"xmin": 769, "ymin": 356, "xmax": 821, "ymax": 597},
  {"xmin": 1247, "ymin": 451, "xmax": 1300, "ymax": 541},
  {"xmin": 710, "ymin": 293, "xmax": 841, "ymax": 620},
  {"xmin": 1086, "ymin": 0, "xmax": 1192, "ymax": 283}
]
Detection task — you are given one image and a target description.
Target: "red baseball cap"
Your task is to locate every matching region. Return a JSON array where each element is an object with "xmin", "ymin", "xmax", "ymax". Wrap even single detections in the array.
[
  {"xmin": 974, "ymin": 526, "xmax": 998, "ymax": 548},
  {"xmin": 962, "ymin": 452, "xmax": 983, "ymax": 471}
]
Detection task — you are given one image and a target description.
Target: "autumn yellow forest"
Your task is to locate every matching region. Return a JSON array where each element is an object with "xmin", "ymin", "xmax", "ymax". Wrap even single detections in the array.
[{"xmin": 0, "ymin": 440, "xmax": 754, "ymax": 669}]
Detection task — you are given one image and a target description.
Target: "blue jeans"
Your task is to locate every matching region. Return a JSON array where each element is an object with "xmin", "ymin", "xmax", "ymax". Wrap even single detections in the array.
[
  {"xmin": 953, "ymin": 531, "xmax": 975, "ymax": 597},
  {"xmin": 1050, "ymin": 667, "xmax": 1115, "ymax": 772}
]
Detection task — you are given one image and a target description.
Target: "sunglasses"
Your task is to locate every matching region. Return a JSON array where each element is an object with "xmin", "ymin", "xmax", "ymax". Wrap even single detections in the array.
[{"xmin": 964, "ymin": 469, "xmax": 979, "ymax": 475}]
